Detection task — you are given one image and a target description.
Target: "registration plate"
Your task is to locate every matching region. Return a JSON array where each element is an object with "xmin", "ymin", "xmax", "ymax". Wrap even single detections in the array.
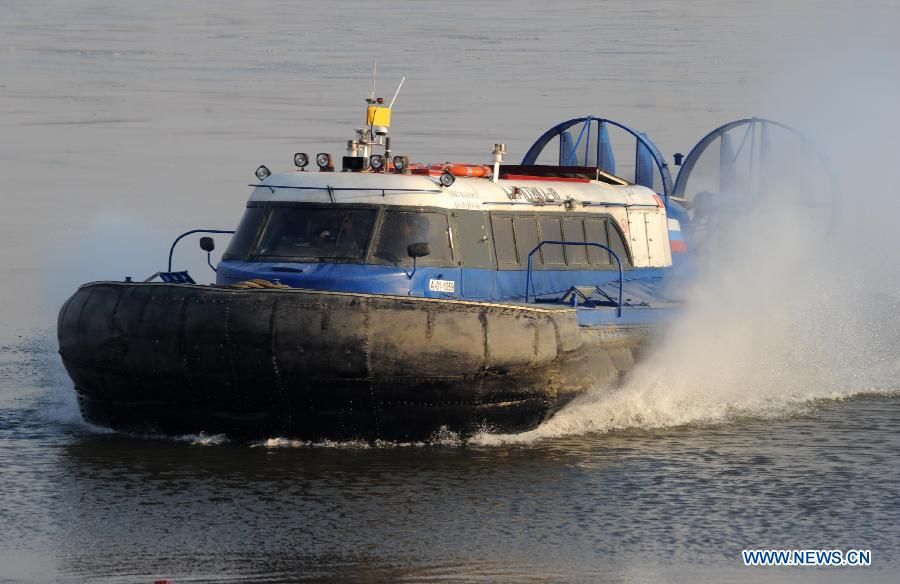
[{"xmin": 428, "ymin": 279, "xmax": 456, "ymax": 293}]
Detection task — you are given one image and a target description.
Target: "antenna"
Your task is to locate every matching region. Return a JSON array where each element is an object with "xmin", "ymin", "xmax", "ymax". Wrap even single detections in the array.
[
  {"xmin": 371, "ymin": 61, "xmax": 377, "ymax": 102},
  {"xmin": 389, "ymin": 76, "xmax": 406, "ymax": 109}
]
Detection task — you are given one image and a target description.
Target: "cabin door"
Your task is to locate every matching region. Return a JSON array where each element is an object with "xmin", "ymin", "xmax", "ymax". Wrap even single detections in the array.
[{"xmin": 452, "ymin": 210, "xmax": 495, "ymax": 300}]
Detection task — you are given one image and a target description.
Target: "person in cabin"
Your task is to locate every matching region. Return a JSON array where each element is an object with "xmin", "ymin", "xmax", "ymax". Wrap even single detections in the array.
[{"xmin": 333, "ymin": 213, "xmax": 366, "ymax": 256}]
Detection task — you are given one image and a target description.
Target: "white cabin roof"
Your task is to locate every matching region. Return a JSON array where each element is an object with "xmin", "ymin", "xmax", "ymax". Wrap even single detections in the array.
[{"xmin": 249, "ymin": 170, "xmax": 662, "ymax": 213}]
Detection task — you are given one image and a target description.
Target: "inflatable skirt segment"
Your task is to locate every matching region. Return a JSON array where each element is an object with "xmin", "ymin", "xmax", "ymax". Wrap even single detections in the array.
[{"xmin": 58, "ymin": 282, "xmax": 651, "ymax": 441}]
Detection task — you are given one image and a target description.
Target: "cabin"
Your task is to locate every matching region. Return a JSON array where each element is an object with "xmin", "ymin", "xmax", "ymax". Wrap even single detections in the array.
[{"xmin": 217, "ymin": 169, "xmax": 672, "ymax": 301}]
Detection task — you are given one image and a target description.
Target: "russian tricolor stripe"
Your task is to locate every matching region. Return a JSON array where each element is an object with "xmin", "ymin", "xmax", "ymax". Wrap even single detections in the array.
[{"xmin": 667, "ymin": 218, "xmax": 687, "ymax": 253}]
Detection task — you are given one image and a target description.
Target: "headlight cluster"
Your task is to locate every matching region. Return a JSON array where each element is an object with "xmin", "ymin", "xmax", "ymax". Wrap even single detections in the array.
[{"xmin": 261, "ymin": 152, "xmax": 413, "ymax": 177}]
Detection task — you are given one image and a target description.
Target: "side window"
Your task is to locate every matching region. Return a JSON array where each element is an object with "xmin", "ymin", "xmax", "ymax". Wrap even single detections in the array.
[
  {"xmin": 538, "ymin": 217, "xmax": 566, "ymax": 266},
  {"xmin": 375, "ymin": 211, "xmax": 452, "ymax": 264},
  {"xmin": 585, "ymin": 218, "xmax": 612, "ymax": 266},
  {"xmin": 561, "ymin": 218, "xmax": 588, "ymax": 266},
  {"xmin": 514, "ymin": 217, "xmax": 540, "ymax": 266},
  {"xmin": 490, "ymin": 213, "xmax": 630, "ymax": 269},
  {"xmin": 491, "ymin": 215, "xmax": 518, "ymax": 266},
  {"xmin": 606, "ymin": 219, "xmax": 632, "ymax": 266}
]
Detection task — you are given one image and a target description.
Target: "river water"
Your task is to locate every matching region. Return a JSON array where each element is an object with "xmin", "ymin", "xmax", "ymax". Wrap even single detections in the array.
[{"xmin": 2, "ymin": 1, "xmax": 900, "ymax": 582}]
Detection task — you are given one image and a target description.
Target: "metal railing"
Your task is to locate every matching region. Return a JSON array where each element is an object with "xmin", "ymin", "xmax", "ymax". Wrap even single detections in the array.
[
  {"xmin": 167, "ymin": 229, "xmax": 236, "ymax": 273},
  {"xmin": 524, "ymin": 240, "xmax": 624, "ymax": 317}
]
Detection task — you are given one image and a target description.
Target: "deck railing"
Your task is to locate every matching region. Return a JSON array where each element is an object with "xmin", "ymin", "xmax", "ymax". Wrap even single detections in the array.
[
  {"xmin": 524, "ymin": 240, "xmax": 624, "ymax": 317},
  {"xmin": 167, "ymin": 229, "xmax": 236, "ymax": 273}
]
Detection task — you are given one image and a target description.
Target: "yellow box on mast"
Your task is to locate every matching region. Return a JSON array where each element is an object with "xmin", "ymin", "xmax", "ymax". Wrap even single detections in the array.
[{"xmin": 366, "ymin": 105, "xmax": 392, "ymax": 128}]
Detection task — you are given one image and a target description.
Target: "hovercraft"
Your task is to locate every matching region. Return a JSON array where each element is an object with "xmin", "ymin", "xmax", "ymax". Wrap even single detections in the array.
[{"xmin": 57, "ymin": 85, "xmax": 803, "ymax": 441}]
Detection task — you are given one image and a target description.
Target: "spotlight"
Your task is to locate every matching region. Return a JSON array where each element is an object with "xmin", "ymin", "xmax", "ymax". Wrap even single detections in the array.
[
  {"xmin": 316, "ymin": 152, "xmax": 333, "ymax": 171},
  {"xmin": 369, "ymin": 154, "xmax": 385, "ymax": 171},
  {"xmin": 294, "ymin": 152, "xmax": 309, "ymax": 169},
  {"xmin": 392, "ymin": 156, "xmax": 408, "ymax": 172},
  {"xmin": 439, "ymin": 171, "xmax": 455, "ymax": 187},
  {"xmin": 255, "ymin": 165, "xmax": 271, "ymax": 181}
]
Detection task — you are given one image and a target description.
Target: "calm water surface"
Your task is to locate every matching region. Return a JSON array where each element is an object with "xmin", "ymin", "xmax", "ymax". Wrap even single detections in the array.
[
  {"xmin": 2, "ymin": 1, "xmax": 900, "ymax": 582},
  {"xmin": 2, "ymin": 335, "xmax": 899, "ymax": 583}
]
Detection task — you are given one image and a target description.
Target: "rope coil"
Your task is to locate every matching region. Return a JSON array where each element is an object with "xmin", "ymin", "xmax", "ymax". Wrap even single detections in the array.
[{"xmin": 226, "ymin": 279, "xmax": 291, "ymax": 290}]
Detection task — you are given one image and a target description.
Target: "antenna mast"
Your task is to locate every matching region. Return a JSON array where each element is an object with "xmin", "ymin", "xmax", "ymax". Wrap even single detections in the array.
[{"xmin": 389, "ymin": 76, "xmax": 406, "ymax": 109}]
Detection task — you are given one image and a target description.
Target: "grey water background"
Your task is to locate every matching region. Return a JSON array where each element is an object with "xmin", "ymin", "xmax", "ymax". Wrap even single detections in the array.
[{"xmin": 2, "ymin": 0, "xmax": 900, "ymax": 582}]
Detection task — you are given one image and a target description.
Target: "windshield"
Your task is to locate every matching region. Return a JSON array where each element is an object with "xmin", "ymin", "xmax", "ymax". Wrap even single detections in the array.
[
  {"xmin": 254, "ymin": 207, "xmax": 377, "ymax": 260},
  {"xmin": 223, "ymin": 207, "xmax": 266, "ymax": 259}
]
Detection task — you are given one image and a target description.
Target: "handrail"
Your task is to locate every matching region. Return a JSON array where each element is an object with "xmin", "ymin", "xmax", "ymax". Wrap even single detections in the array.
[
  {"xmin": 524, "ymin": 240, "xmax": 624, "ymax": 317},
  {"xmin": 167, "ymin": 229, "xmax": 236, "ymax": 273}
]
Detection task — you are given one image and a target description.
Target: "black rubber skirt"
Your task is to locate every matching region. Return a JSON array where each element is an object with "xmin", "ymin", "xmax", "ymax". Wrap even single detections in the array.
[{"xmin": 58, "ymin": 282, "xmax": 650, "ymax": 441}]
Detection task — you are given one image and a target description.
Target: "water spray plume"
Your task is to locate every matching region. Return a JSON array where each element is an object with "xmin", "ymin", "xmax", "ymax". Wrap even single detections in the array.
[{"xmin": 477, "ymin": 37, "xmax": 900, "ymax": 446}]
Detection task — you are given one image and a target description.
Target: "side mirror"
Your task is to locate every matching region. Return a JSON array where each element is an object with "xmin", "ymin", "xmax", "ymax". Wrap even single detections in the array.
[
  {"xmin": 199, "ymin": 237, "xmax": 215, "ymax": 252},
  {"xmin": 407, "ymin": 242, "xmax": 431, "ymax": 258}
]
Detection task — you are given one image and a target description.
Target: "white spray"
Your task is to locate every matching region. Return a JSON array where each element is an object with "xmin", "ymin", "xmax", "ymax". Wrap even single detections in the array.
[{"xmin": 477, "ymin": 30, "xmax": 900, "ymax": 446}]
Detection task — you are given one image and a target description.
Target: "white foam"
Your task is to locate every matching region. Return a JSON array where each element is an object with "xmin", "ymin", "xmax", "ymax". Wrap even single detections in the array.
[
  {"xmin": 253, "ymin": 426, "xmax": 468, "ymax": 448},
  {"xmin": 255, "ymin": 437, "xmax": 372, "ymax": 449}
]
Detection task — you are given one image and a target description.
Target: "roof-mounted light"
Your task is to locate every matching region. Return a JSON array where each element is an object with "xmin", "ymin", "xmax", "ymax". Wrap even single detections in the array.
[
  {"xmin": 369, "ymin": 154, "xmax": 385, "ymax": 171},
  {"xmin": 316, "ymin": 152, "xmax": 333, "ymax": 172},
  {"xmin": 393, "ymin": 156, "xmax": 408, "ymax": 173},
  {"xmin": 294, "ymin": 152, "xmax": 309, "ymax": 169},
  {"xmin": 255, "ymin": 165, "xmax": 271, "ymax": 181},
  {"xmin": 439, "ymin": 171, "xmax": 455, "ymax": 187}
]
